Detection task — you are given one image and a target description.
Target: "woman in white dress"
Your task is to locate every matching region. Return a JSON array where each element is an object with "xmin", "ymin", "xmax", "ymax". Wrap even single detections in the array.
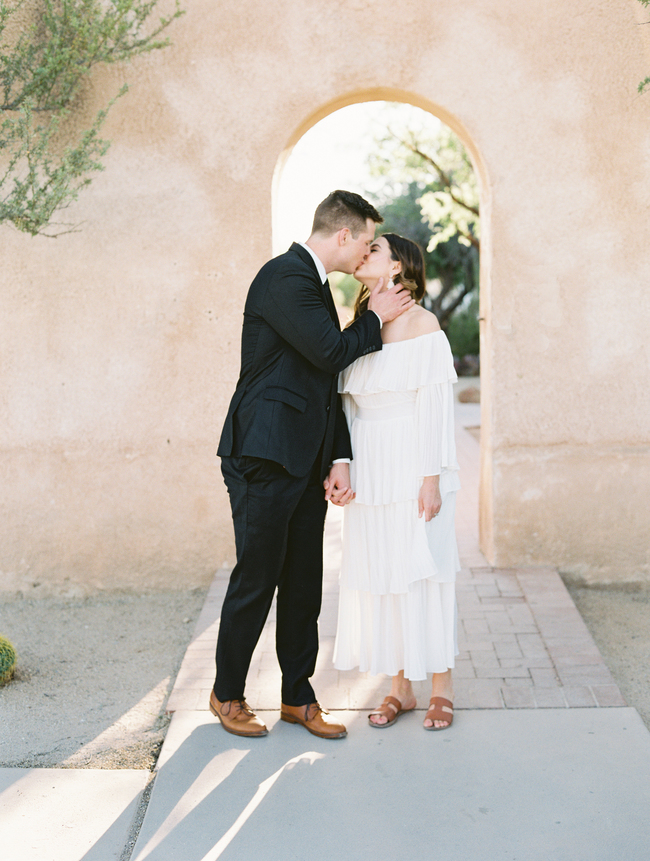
[{"xmin": 333, "ymin": 233, "xmax": 460, "ymax": 730}]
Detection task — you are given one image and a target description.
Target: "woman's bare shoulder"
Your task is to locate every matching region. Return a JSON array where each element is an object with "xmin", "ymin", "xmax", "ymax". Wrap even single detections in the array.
[
  {"xmin": 382, "ymin": 304, "xmax": 441, "ymax": 343},
  {"xmin": 409, "ymin": 305, "xmax": 441, "ymax": 336}
]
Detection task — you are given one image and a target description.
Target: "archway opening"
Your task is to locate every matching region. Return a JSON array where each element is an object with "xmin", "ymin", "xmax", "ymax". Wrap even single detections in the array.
[
  {"xmin": 273, "ymin": 95, "xmax": 491, "ymax": 562},
  {"xmin": 274, "ymin": 102, "xmax": 480, "ymax": 367}
]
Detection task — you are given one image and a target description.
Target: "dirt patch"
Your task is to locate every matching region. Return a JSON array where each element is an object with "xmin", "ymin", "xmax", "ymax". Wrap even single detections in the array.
[
  {"xmin": 564, "ymin": 584, "xmax": 650, "ymax": 729},
  {"xmin": 0, "ymin": 589, "xmax": 207, "ymax": 769}
]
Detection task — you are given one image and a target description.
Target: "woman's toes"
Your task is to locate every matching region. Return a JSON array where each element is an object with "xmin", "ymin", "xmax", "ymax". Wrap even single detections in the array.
[{"xmin": 423, "ymin": 717, "xmax": 451, "ymax": 728}]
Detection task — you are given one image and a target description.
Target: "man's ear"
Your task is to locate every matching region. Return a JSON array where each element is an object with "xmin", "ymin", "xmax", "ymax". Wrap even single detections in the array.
[{"xmin": 338, "ymin": 227, "xmax": 350, "ymax": 245}]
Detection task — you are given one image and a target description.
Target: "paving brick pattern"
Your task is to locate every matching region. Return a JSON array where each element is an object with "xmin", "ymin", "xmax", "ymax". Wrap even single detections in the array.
[{"xmin": 166, "ymin": 413, "xmax": 625, "ymax": 714}]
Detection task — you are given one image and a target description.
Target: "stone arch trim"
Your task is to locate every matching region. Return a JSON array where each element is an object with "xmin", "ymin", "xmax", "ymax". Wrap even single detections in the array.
[{"xmin": 273, "ymin": 87, "xmax": 490, "ymax": 208}]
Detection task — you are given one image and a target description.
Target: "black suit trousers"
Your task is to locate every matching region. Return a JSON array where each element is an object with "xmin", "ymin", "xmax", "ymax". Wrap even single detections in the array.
[{"xmin": 215, "ymin": 455, "xmax": 328, "ymax": 706}]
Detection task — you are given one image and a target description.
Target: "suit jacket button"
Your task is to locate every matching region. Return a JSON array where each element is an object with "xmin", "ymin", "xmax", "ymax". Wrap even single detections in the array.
[{"xmin": 325, "ymin": 405, "xmax": 330, "ymax": 411}]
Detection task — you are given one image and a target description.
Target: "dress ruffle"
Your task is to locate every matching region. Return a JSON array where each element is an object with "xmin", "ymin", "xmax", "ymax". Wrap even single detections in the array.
[
  {"xmin": 342, "ymin": 331, "xmax": 460, "ymax": 505},
  {"xmin": 334, "ymin": 579, "xmax": 458, "ymax": 679},
  {"xmin": 341, "ymin": 495, "xmax": 460, "ymax": 594},
  {"xmin": 339, "ymin": 330, "xmax": 457, "ymax": 395}
]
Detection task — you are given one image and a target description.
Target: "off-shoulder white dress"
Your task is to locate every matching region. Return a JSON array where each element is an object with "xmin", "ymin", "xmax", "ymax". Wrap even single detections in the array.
[{"xmin": 333, "ymin": 330, "xmax": 461, "ymax": 680}]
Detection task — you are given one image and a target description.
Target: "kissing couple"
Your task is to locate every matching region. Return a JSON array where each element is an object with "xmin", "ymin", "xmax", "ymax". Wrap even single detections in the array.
[{"xmin": 212, "ymin": 190, "xmax": 460, "ymax": 738}]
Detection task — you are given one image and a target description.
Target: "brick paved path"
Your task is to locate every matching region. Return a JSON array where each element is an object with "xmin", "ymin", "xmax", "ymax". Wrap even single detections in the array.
[{"xmin": 167, "ymin": 419, "xmax": 625, "ymax": 714}]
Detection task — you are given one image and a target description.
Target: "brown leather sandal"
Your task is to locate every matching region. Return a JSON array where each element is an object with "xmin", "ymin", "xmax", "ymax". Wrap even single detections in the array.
[
  {"xmin": 424, "ymin": 696, "xmax": 454, "ymax": 731},
  {"xmin": 368, "ymin": 695, "xmax": 414, "ymax": 728}
]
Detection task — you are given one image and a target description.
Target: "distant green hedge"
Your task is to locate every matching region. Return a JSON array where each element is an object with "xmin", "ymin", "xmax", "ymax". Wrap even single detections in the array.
[{"xmin": 447, "ymin": 296, "xmax": 479, "ymax": 358}]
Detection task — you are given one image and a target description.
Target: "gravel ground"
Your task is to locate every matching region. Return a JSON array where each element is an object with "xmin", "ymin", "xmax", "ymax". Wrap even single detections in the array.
[
  {"xmin": 565, "ymin": 583, "xmax": 650, "ymax": 730},
  {"xmin": 0, "ymin": 589, "xmax": 207, "ymax": 769}
]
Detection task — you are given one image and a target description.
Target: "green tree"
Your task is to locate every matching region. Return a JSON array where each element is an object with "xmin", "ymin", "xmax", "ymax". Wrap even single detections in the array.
[
  {"xmin": 375, "ymin": 180, "xmax": 479, "ymax": 333},
  {"xmin": 369, "ymin": 120, "xmax": 479, "ymax": 250},
  {"xmin": 639, "ymin": 0, "xmax": 650, "ymax": 93},
  {"xmin": 364, "ymin": 111, "xmax": 480, "ymax": 355},
  {"xmin": 1, "ymin": 0, "xmax": 183, "ymax": 235},
  {"xmin": 446, "ymin": 293, "xmax": 480, "ymax": 358},
  {"xmin": 366, "ymin": 113, "xmax": 480, "ymax": 361}
]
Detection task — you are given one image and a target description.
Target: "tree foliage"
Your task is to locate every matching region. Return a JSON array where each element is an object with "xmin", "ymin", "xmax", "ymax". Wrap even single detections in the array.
[
  {"xmin": 0, "ymin": 0, "xmax": 183, "ymax": 235},
  {"xmin": 375, "ymin": 180, "xmax": 479, "ymax": 333},
  {"xmin": 639, "ymin": 0, "xmax": 650, "ymax": 93},
  {"xmin": 367, "ymin": 117, "xmax": 480, "ymax": 339}
]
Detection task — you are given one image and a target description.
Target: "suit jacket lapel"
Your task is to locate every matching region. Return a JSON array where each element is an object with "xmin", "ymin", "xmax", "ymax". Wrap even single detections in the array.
[{"xmin": 321, "ymin": 278, "xmax": 341, "ymax": 330}]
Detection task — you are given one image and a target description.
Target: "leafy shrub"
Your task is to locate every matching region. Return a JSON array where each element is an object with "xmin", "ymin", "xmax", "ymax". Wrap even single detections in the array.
[
  {"xmin": 446, "ymin": 295, "xmax": 479, "ymax": 359},
  {"xmin": 0, "ymin": 636, "xmax": 17, "ymax": 685}
]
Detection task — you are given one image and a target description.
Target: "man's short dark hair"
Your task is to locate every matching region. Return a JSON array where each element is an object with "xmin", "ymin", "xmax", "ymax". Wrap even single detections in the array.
[{"xmin": 311, "ymin": 190, "xmax": 383, "ymax": 238}]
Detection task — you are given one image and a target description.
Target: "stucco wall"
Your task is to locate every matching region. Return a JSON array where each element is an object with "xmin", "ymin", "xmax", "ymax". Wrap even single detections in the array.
[{"xmin": 1, "ymin": 0, "xmax": 649, "ymax": 593}]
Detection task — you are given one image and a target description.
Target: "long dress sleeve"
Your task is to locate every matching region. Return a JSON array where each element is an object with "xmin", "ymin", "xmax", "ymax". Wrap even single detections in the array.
[
  {"xmin": 415, "ymin": 382, "xmax": 445, "ymax": 478},
  {"xmin": 341, "ymin": 390, "xmax": 358, "ymax": 433}
]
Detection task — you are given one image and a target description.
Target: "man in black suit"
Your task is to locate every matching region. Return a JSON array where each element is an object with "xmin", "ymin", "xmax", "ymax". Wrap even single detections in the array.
[{"xmin": 212, "ymin": 191, "xmax": 413, "ymax": 738}]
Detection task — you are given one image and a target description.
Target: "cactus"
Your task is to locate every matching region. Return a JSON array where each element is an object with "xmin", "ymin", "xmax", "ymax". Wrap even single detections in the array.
[{"xmin": 0, "ymin": 636, "xmax": 17, "ymax": 685}]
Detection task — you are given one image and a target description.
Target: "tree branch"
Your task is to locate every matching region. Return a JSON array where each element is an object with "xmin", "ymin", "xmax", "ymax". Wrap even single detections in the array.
[
  {"xmin": 397, "ymin": 136, "xmax": 480, "ymax": 218},
  {"xmin": 0, "ymin": 0, "xmax": 184, "ymax": 234}
]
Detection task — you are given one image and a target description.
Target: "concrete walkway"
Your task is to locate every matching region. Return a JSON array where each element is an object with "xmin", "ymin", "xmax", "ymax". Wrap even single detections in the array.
[
  {"xmin": 130, "ymin": 400, "xmax": 650, "ymax": 860},
  {"xmin": 3, "ymin": 398, "xmax": 650, "ymax": 860}
]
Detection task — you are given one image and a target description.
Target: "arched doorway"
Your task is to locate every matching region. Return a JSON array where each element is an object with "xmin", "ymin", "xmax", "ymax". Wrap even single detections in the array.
[{"xmin": 271, "ymin": 91, "xmax": 494, "ymax": 563}]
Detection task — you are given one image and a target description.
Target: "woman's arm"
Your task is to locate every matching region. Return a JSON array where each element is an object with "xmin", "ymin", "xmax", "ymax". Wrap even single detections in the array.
[
  {"xmin": 418, "ymin": 475, "xmax": 442, "ymax": 521},
  {"xmin": 415, "ymin": 382, "xmax": 445, "ymax": 521}
]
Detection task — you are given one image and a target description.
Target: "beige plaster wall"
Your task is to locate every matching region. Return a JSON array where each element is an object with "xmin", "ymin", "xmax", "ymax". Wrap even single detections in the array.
[{"xmin": 1, "ymin": 0, "xmax": 649, "ymax": 593}]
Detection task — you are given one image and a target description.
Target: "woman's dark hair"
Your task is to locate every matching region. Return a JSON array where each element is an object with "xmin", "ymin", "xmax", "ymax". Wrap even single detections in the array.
[{"xmin": 351, "ymin": 233, "xmax": 426, "ymax": 322}]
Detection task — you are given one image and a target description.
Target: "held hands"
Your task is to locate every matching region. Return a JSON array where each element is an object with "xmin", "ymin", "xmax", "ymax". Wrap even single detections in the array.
[
  {"xmin": 367, "ymin": 277, "xmax": 415, "ymax": 323},
  {"xmin": 324, "ymin": 462, "xmax": 355, "ymax": 507},
  {"xmin": 418, "ymin": 475, "xmax": 442, "ymax": 522}
]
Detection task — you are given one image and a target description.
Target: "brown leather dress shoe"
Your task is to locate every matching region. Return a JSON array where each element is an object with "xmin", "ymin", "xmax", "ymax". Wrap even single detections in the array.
[
  {"xmin": 209, "ymin": 692, "xmax": 268, "ymax": 737},
  {"xmin": 280, "ymin": 702, "xmax": 347, "ymax": 739}
]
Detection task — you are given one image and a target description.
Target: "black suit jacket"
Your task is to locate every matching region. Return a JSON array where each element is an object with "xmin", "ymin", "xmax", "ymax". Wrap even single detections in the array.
[{"xmin": 218, "ymin": 243, "xmax": 383, "ymax": 478}]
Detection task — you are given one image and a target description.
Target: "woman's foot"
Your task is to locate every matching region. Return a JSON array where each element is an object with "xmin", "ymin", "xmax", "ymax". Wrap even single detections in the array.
[
  {"xmin": 369, "ymin": 672, "xmax": 416, "ymax": 726},
  {"xmin": 424, "ymin": 697, "xmax": 454, "ymax": 730},
  {"xmin": 424, "ymin": 670, "xmax": 454, "ymax": 729},
  {"xmin": 367, "ymin": 696, "xmax": 415, "ymax": 728}
]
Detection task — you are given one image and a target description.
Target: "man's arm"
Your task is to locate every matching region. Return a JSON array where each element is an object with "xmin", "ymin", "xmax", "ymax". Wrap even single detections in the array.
[
  {"xmin": 331, "ymin": 393, "xmax": 352, "ymax": 459},
  {"xmin": 262, "ymin": 271, "xmax": 414, "ymax": 375},
  {"xmin": 263, "ymin": 271, "xmax": 381, "ymax": 374}
]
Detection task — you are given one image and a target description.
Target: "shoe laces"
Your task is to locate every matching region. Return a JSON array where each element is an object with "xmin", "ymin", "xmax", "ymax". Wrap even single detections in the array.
[
  {"xmin": 234, "ymin": 699, "xmax": 255, "ymax": 716},
  {"xmin": 224, "ymin": 699, "xmax": 254, "ymax": 717},
  {"xmin": 306, "ymin": 702, "xmax": 328, "ymax": 719}
]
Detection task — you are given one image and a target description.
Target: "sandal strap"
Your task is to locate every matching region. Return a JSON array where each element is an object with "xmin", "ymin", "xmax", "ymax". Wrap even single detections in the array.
[
  {"xmin": 368, "ymin": 695, "xmax": 402, "ymax": 718},
  {"xmin": 428, "ymin": 696, "xmax": 453, "ymax": 710},
  {"xmin": 426, "ymin": 696, "xmax": 454, "ymax": 721}
]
